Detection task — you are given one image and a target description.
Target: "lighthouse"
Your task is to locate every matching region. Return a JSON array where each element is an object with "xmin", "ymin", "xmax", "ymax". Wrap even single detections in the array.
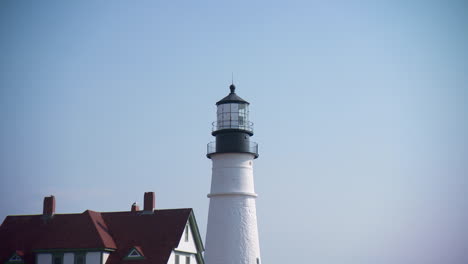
[{"xmin": 205, "ymin": 84, "xmax": 261, "ymax": 264}]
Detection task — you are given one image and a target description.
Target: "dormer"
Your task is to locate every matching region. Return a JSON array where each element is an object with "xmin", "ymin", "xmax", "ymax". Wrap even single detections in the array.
[
  {"xmin": 124, "ymin": 247, "xmax": 144, "ymax": 260},
  {"xmin": 6, "ymin": 251, "xmax": 24, "ymax": 264}
]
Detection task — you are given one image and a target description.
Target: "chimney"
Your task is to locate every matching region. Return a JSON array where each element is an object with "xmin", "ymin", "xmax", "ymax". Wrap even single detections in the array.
[
  {"xmin": 131, "ymin": 202, "xmax": 140, "ymax": 212},
  {"xmin": 144, "ymin": 192, "xmax": 155, "ymax": 212},
  {"xmin": 43, "ymin": 195, "xmax": 55, "ymax": 216}
]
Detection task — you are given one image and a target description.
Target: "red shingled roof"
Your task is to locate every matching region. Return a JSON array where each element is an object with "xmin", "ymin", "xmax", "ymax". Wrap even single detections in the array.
[
  {"xmin": 0, "ymin": 210, "xmax": 116, "ymax": 264},
  {"xmin": 0, "ymin": 208, "xmax": 197, "ymax": 264},
  {"xmin": 34, "ymin": 210, "xmax": 117, "ymax": 250},
  {"xmin": 102, "ymin": 209, "xmax": 192, "ymax": 264}
]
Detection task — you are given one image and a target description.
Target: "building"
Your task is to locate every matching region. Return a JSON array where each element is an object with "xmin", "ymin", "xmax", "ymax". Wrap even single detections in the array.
[
  {"xmin": 204, "ymin": 84, "xmax": 261, "ymax": 264},
  {"xmin": 0, "ymin": 192, "xmax": 205, "ymax": 264}
]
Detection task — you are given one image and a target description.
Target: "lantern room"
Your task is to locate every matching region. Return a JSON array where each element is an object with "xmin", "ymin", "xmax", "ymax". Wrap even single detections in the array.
[
  {"xmin": 207, "ymin": 83, "xmax": 258, "ymax": 158},
  {"xmin": 212, "ymin": 84, "xmax": 253, "ymax": 135}
]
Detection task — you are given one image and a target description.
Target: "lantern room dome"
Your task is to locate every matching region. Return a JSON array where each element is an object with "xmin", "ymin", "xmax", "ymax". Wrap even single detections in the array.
[{"xmin": 216, "ymin": 84, "xmax": 250, "ymax": 105}]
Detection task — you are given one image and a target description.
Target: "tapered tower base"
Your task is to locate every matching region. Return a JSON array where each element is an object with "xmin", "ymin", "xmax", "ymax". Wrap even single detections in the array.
[{"xmin": 204, "ymin": 153, "xmax": 261, "ymax": 264}]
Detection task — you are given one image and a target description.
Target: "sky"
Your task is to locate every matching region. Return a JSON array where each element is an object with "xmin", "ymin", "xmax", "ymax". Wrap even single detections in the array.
[{"xmin": 1, "ymin": 0, "xmax": 467, "ymax": 263}]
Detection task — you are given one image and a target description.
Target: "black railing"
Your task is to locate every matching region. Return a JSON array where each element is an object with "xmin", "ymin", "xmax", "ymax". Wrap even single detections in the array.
[{"xmin": 212, "ymin": 121, "xmax": 254, "ymax": 133}]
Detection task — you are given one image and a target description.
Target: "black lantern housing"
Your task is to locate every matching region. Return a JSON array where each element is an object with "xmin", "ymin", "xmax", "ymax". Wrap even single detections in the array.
[{"xmin": 207, "ymin": 84, "xmax": 258, "ymax": 158}]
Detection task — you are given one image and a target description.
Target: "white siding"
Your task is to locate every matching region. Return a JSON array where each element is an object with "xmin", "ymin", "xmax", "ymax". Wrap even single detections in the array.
[
  {"xmin": 102, "ymin": 252, "xmax": 110, "ymax": 264},
  {"xmin": 167, "ymin": 251, "xmax": 197, "ymax": 264},
  {"xmin": 174, "ymin": 221, "xmax": 197, "ymax": 253},
  {"xmin": 63, "ymin": 253, "xmax": 74, "ymax": 264},
  {"xmin": 85, "ymin": 252, "xmax": 101, "ymax": 264},
  {"xmin": 37, "ymin": 254, "xmax": 52, "ymax": 264},
  {"xmin": 169, "ymin": 222, "xmax": 199, "ymax": 264},
  {"xmin": 186, "ymin": 254, "xmax": 197, "ymax": 264},
  {"xmin": 167, "ymin": 252, "xmax": 175, "ymax": 264}
]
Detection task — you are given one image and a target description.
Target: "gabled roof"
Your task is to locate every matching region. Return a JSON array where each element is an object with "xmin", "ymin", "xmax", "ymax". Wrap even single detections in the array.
[
  {"xmin": 0, "ymin": 210, "xmax": 116, "ymax": 264},
  {"xmin": 102, "ymin": 209, "xmax": 192, "ymax": 264},
  {"xmin": 0, "ymin": 208, "xmax": 203, "ymax": 264}
]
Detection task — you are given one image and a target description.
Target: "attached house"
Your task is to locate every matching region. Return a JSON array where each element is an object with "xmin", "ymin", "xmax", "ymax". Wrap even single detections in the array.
[{"xmin": 0, "ymin": 192, "xmax": 204, "ymax": 264}]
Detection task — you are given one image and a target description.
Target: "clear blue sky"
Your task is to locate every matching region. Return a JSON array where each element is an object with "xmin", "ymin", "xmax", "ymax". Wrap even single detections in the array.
[{"xmin": 1, "ymin": 1, "xmax": 467, "ymax": 263}]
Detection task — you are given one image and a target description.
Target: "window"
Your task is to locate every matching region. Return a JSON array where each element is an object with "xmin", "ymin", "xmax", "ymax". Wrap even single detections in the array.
[
  {"xmin": 238, "ymin": 104, "xmax": 248, "ymax": 128},
  {"xmin": 184, "ymin": 224, "xmax": 189, "ymax": 242},
  {"xmin": 256, "ymin": 258, "xmax": 260, "ymax": 264},
  {"xmin": 9, "ymin": 255, "xmax": 23, "ymax": 262},
  {"xmin": 53, "ymin": 254, "xmax": 63, "ymax": 264},
  {"xmin": 238, "ymin": 115, "xmax": 245, "ymax": 126},
  {"xmin": 127, "ymin": 249, "xmax": 142, "ymax": 258},
  {"xmin": 186, "ymin": 256, "xmax": 190, "ymax": 264},
  {"xmin": 75, "ymin": 253, "xmax": 85, "ymax": 264},
  {"xmin": 175, "ymin": 255, "xmax": 180, "ymax": 264},
  {"xmin": 124, "ymin": 247, "xmax": 145, "ymax": 260}
]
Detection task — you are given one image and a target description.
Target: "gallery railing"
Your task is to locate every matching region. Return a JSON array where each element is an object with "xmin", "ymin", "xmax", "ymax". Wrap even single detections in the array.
[{"xmin": 212, "ymin": 121, "xmax": 254, "ymax": 133}]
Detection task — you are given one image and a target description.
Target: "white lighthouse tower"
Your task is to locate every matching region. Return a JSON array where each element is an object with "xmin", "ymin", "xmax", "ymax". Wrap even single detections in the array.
[{"xmin": 205, "ymin": 84, "xmax": 261, "ymax": 264}]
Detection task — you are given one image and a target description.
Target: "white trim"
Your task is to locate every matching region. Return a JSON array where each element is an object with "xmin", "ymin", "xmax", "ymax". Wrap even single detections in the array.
[
  {"xmin": 126, "ymin": 249, "xmax": 142, "ymax": 258},
  {"xmin": 9, "ymin": 255, "xmax": 23, "ymax": 262},
  {"xmin": 172, "ymin": 250, "xmax": 194, "ymax": 256},
  {"xmin": 207, "ymin": 192, "xmax": 258, "ymax": 198}
]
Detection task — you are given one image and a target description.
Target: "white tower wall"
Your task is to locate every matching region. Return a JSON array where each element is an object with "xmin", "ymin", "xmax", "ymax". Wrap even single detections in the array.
[{"xmin": 205, "ymin": 153, "xmax": 261, "ymax": 264}]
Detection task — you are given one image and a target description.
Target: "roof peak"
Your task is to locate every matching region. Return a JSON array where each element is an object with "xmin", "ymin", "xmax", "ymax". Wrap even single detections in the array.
[
  {"xmin": 229, "ymin": 84, "xmax": 236, "ymax": 94},
  {"xmin": 216, "ymin": 84, "xmax": 249, "ymax": 105}
]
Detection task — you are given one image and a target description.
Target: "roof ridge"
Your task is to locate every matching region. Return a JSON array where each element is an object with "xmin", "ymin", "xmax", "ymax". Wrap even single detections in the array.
[
  {"xmin": 5, "ymin": 211, "xmax": 89, "ymax": 217},
  {"xmin": 155, "ymin": 208, "xmax": 192, "ymax": 211},
  {"xmin": 98, "ymin": 208, "xmax": 193, "ymax": 215}
]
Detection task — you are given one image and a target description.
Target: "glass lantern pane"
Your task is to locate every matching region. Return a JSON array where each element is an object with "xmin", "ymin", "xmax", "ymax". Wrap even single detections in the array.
[
  {"xmin": 216, "ymin": 103, "xmax": 252, "ymax": 130},
  {"xmin": 231, "ymin": 110, "xmax": 238, "ymax": 121},
  {"xmin": 231, "ymin": 103, "xmax": 238, "ymax": 112}
]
